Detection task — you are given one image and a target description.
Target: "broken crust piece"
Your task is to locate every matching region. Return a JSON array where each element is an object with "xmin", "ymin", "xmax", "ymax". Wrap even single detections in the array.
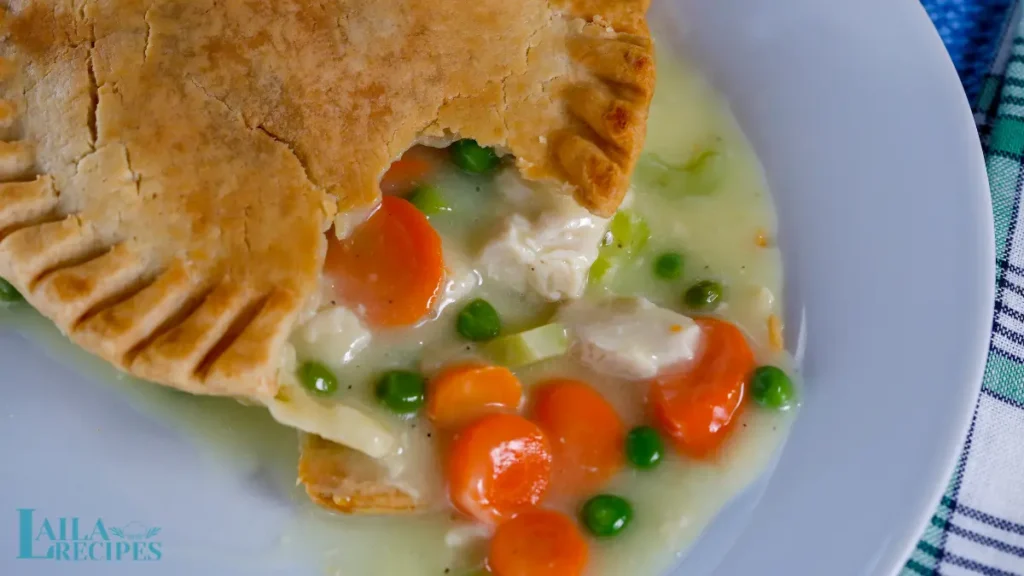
[
  {"xmin": 0, "ymin": 0, "xmax": 654, "ymax": 401},
  {"xmin": 298, "ymin": 434, "xmax": 420, "ymax": 514}
]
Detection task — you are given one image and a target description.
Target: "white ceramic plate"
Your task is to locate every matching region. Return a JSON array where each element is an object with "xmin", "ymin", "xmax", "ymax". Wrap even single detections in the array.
[{"xmin": 0, "ymin": 0, "xmax": 993, "ymax": 574}]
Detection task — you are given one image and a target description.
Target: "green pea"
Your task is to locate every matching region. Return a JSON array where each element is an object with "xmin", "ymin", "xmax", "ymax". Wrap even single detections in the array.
[
  {"xmin": 375, "ymin": 370, "xmax": 426, "ymax": 415},
  {"xmin": 684, "ymin": 280, "xmax": 723, "ymax": 311},
  {"xmin": 0, "ymin": 277, "xmax": 23, "ymax": 303},
  {"xmin": 581, "ymin": 494, "xmax": 633, "ymax": 538},
  {"xmin": 450, "ymin": 139, "xmax": 500, "ymax": 174},
  {"xmin": 457, "ymin": 298, "xmax": 501, "ymax": 342},
  {"xmin": 625, "ymin": 426, "xmax": 664, "ymax": 469},
  {"xmin": 408, "ymin": 184, "xmax": 451, "ymax": 215},
  {"xmin": 297, "ymin": 361, "xmax": 338, "ymax": 396},
  {"xmin": 654, "ymin": 252, "xmax": 684, "ymax": 280},
  {"xmin": 750, "ymin": 365, "xmax": 796, "ymax": 409}
]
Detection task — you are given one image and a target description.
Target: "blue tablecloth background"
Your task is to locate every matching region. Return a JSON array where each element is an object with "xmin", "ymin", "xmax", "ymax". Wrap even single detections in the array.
[{"xmin": 924, "ymin": 0, "xmax": 1017, "ymax": 102}]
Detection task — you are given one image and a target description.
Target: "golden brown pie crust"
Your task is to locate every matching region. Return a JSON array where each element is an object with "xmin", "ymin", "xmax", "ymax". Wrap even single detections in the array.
[
  {"xmin": 0, "ymin": 0, "xmax": 653, "ymax": 400},
  {"xmin": 298, "ymin": 434, "xmax": 420, "ymax": 514}
]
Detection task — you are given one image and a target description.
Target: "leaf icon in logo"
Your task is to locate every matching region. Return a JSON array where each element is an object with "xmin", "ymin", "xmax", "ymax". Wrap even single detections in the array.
[
  {"xmin": 121, "ymin": 521, "xmax": 149, "ymax": 540},
  {"xmin": 109, "ymin": 527, "xmax": 125, "ymax": 539},
  {"xmin": 145, "ymin": 527, "xmax": 161, "ymax": 539}
]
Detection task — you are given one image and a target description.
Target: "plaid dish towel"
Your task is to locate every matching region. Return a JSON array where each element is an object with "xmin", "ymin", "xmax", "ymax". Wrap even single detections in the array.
[{"xmin": 904, "ymin": 1, "xmax": 1024, "ymax": 575}]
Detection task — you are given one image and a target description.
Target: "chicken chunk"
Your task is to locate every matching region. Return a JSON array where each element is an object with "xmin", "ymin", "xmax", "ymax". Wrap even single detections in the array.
[
  {"xmin": 293, "ymin": 305, "xmax": 372, "ymax": 368},
  {"xmin": 559, "ymin": 297, "xmax": 702, "ymax": 379},
  {"xmin": 478, "ymin": 194, "xmax": 608, "ymax": 301}
]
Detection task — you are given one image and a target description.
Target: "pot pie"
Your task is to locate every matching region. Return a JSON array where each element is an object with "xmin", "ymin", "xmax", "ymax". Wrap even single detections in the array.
[{"xmin": 0, "ymin": 1, "xmax": 800, "ymax": 574}]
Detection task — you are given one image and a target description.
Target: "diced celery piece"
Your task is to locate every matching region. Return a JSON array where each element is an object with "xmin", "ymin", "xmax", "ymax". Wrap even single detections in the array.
[
  {"xmin": 635, "ymin": 142, "xmax": 726, "ymax": 196},
  {"xmin": 483, "ymin": 323, "xmax": 568, "ymax": 367},
  {"xmin": 607, "ymin": 210, "xmax": 650, "ymax": 256},
  {"xmin": 589, "ymin": 210, "xmax": 648, "ymax": 286},
  {"xmin": 683, "ymin": 147, "xmax": 725, "ymax": 193},
  {"xmin": 408, "ymin": 184, "xmax": 451, "ymax": 215},
  {"xmin": 636, "ymin": 153, "xmax": 683, "ymax": 189},
  {"xmin": 588, "ymin": 255, "xmax": 616, "ymax": 284}
]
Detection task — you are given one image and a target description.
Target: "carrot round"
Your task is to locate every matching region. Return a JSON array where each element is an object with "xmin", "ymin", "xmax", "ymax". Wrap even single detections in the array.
[
  {"xmin": 488, "ymin": 509, "xmax": 588, "ymax": 576},
  {"xmin": 379, "ymin": 146, "xmax": 441, "ymax": 195},
  {"xmin": 649, "ymin": 317, "xmax": 754, "ymax": 458},
  {"xmin": 447, "ymin": 413, "xmax": 552, "ymax": 525},
  {"xmin": 427, "ymin": 363, "xmax": 523, "ymax": 430},
  {"xmin": 325, "ymin": 196, "xmax": 444, "ymax": 327},
  {"xmin": 531, "ymin": 379, "xmax": 625, "ymax": 496}
]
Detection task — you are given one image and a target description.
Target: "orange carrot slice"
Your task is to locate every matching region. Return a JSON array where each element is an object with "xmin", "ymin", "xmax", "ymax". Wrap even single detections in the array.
[
  {"xmin": 325, "ymin": 196, "xmax": 444, "ymax": 327},
  {"xmin": 379, "ymin": 146, "xmax": 441, "ymax": 195},
  {"xmin": 531, "ymin": 379, "xmax": 625, "ymax": 496},
  {"xmin": 447, "ymin": 413, "xmax": 552, "ymax": 525},
  {"xmin": 427, "ymin": 363, "xmax": 523, "ymax": 430},
  {"xmin": 649, "ymin": 317, "xmax": 755, "ymax": 458},
  {"xmin": 488, "ymin": 509, "xmax": 588, "ymax": 576}
]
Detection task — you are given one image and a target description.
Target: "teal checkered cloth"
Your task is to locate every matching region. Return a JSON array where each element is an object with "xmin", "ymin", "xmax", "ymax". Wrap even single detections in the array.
[{"xmin": 904, "ymin": 4, "xmax": 1024, "ymax": 575}]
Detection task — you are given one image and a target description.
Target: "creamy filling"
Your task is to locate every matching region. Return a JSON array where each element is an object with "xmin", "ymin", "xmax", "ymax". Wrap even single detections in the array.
[
  {"xmin": 267, "ymin": 136, "xmax": 790, "ymax": 529},
  {"xmin": 262, "ymin": 167, "xmax": 615, "ymax": 504}
]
